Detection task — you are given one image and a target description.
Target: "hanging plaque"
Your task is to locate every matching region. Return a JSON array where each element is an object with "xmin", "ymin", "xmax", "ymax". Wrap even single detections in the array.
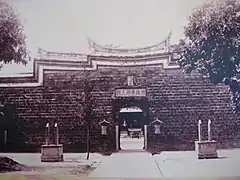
[{"xmin": 115, "ymin": 88, "xmax": 146, "ymax": 97}]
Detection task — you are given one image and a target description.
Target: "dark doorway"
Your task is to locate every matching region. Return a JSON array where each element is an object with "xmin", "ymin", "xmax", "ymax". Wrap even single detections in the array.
[
  {"xmin": 119, "ymin": 106, "xmax": 145, "ymax": 150},
  {"xmin": 0, "ymin": 104, "xmax": 28, "ymax": 152}
]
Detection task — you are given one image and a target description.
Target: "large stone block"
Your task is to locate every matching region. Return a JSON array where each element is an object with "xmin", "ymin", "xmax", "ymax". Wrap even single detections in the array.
[
  {"xmin": 195, "ymin": 140, "xmax": 218, "ymax": 159},
  {"xmin": 41, "ymin": 144, "xmax": 64, "ymax": 162}
]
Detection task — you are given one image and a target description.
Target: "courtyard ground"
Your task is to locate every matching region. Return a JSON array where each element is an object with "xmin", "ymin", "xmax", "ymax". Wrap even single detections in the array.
[
  {"xmin": 153, "ymin": 148, "xmax": 240, "ymax": 179},
  {"xmin": 89, "ymin": 137, "xmax": 240, "ymax": 179},
  {"xmin": 120, "ymin": 135, "xmax": 144, "ymax": 150},
  {"xmin": 0, "ymin": 137, "xmax": 240, "ymax": 179}
]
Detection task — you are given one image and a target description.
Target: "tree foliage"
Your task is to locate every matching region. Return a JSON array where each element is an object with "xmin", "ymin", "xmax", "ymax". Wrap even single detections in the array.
[
  {"xmin": 179, "ymin": 0, "xmax": 240, "ymax": 110},
  {"xmin": 0, "ymin": 2, "xmax": 30, "ymax": 68}
]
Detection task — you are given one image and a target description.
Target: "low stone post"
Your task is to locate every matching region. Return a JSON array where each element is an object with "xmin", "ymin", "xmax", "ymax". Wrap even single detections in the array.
[
  {"xmin": 45, "ymin": 123, "xmax": 50, "ymax": 145},
  {"xmin": 54, "ymin": 123, "xmax": 59, "ymax": 145},
  {"xmin": 41, "ymin": 122, "xmax": 63, "ymax": 162},
  {"xmin": 195, "ymin": 119, "xmax": 218, "ymax": 159},
  {"xmin": 144, "ymin": 125, "xmax": 147, "ymax": 150},
  {"xmin": 198, "ymin": 120, "xmax": 202, "ymax": 142},
  {"xmin": 116, "ymin": 125, "xmax": 119, "ymax": 151},
  {"xmin": 208, "ymin": 119, "xmax": 211, "ymax": 141}
]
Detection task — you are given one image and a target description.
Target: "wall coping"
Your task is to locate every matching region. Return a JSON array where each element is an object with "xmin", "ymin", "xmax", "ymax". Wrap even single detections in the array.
[{"xmin": 0, "ymin": 51, "xmax": 180, "ymax": 87}]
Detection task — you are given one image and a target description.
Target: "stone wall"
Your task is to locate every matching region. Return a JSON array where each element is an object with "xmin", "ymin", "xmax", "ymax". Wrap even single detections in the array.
[
  {"xmin": 146, "ymin": 69, "xmax": 240, "ymax": 151},
  {"xmin": 0, "ymin": 64, "xmax": 240, "ymax": 152}
]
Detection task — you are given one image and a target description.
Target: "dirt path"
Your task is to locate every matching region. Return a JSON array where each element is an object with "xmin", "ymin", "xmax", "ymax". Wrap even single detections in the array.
[
  {"xmin": 0, "ymin": 153, "xmax": 103, "ymax": 180},
  {"xmin": 0, "ymin": 165, "xmax": 93, "ymax": 180}
]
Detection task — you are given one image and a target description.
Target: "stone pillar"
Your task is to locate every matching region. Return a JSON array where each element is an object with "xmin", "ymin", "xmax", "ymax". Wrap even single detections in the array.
[
  {"xmin": 144, "ymin": 125, "xmax": 147, "ymax": 150},
  {"xmin": 54, "ymin": 123, "xmax": 59, "ymax": 145},
  {"xmin": 198, "ymin": 120, "xmax": 202, "ymax": 142},
  {"xmin": 208, "ymin": 119, "xmax": 211, "ymax": 141},
  {"xmin": 116, "ymin": 125, "xmax": 119, "ymax": 151},
  {"xmin": 45, "ymin": 123, "xmax": 50, "ymax": 145}
]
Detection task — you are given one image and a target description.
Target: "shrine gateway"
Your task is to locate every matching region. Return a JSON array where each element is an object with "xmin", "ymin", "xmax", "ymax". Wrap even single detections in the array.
[{"xmin": 0, "ymin": 34, "xmax": 239, "ymax": 153}]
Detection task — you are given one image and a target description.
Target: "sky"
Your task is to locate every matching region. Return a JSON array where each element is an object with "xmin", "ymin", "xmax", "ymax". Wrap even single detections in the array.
[{"xmin": 1, "ymin": 0, "xmax": 208, "ymax": 75}]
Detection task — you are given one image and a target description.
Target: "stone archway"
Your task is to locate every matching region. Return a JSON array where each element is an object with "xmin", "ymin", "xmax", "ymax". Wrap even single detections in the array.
[{"xmin": 112, "ymin": 97, "xmax": 149, "ymax": 151}]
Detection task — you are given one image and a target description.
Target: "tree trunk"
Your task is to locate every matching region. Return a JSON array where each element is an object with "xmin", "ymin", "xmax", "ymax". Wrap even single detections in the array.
[{"xmin": 86, "ymin": 126, "xmax": 90, "ymax": 160}]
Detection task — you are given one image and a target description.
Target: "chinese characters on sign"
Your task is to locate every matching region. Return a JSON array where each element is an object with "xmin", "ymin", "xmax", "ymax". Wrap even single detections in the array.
[{"xmin": 115, "ymin": 88, "xmax": 146, "ymax": 97}]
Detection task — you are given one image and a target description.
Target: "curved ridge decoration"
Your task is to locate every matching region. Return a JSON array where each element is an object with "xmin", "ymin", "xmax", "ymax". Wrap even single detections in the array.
[
  {"xmin": 37, "ymin": 48, "xmax": 87, "ymax": 61},
  {"xmin": 87, "ymin": 32, "xmax": 172, "ymax": 54}
]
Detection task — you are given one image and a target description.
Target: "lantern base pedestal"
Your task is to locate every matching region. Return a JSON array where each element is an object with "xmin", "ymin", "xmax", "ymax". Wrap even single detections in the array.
[
  {"xmin": 41, "ymin": 144, "xmax": 64, "ymax": 162},
  {"xmin": 195, "ymin": 140, "xmax": 218, "ymax": 159}
]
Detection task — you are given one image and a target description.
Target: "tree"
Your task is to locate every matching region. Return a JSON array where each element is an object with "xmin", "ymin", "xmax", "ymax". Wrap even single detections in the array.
[
  {"xmin": 0, "ymin": 2, "xmax": 30, "ymax": 68},
  {"xmin": 58, "ymin": 68, "xmax": 95, "ymax": 159},
  {"xmin": 178, "ymin": 0, "xmax": 240, "ymax": 110},
  {"xmin": 61, "ymin": 69, "xmax": 95, "ymax": 159},
  {"xmin": 82, "ymin": 71, "xmax": 95, "ymax": 160}
]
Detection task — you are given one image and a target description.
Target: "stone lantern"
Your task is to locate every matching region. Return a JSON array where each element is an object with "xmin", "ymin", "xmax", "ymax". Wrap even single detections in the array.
[
  {"xmin": 99, "ymin": 120, "xmax": 110, "ymax": 135},
  {"xmin": 150, "ymin": 119, "xmax": 164, "ymax": 134}
]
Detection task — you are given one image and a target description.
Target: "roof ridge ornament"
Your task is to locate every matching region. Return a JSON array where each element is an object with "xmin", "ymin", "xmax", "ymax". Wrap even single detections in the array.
[
  {"xmin": 166, "ymin": 31, "xmax": 172, "ymax": 52},
  {"xmin": 87, "ymin": 32, "xmax": 172, "ymax": 54},
  {"xmin": 37, "ymin": 47, "xmax": 87, "ymax": 61},
  {"xmin": 37, "ymin": 48, "xmax": 48, "ymax": 57},
  {"xmin": 87, "ymin": 36, "xmax": 95, "ymax": 52}
]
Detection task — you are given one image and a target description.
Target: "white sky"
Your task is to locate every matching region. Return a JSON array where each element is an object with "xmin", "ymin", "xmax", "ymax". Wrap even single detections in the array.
[{"xmin": 0, "ymin": 0, "xmax": 208, "ymax": 75}]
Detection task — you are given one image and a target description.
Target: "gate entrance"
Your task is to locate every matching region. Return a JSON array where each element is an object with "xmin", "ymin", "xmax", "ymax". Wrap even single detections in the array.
[
  {"xmin": 119, "ymin": 106, "xmax": 144, "ymax": 150},
  {"xmin": 113, "ymin": 97, "xmax": 149, "ymax": 152}
]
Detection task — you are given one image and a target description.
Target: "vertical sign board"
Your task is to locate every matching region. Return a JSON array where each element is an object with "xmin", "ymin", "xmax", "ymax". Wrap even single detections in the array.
[{"xmin": 115, "ymin": 88, "xmax": 147, "ymax": 97}]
